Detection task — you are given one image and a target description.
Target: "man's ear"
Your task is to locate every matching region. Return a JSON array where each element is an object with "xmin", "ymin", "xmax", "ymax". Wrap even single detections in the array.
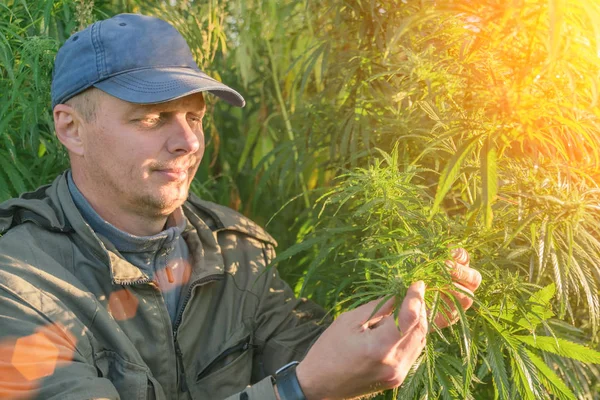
[{"xmin": 53, "ymin": 104, "xmax": 86, "ymax": 156}]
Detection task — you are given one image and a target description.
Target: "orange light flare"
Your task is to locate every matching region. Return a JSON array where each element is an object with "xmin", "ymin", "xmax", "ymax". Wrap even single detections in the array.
[
  {"xmin": 0, "ymin": 323, "xmax": 76, "ymax": 399},
  {"xmin": 107, "ymin": 287, "xmax": 139, "ymax": 321},
  {"xmin": 439, "ymin": 1, "xmax": 600, "ymax": 170}
]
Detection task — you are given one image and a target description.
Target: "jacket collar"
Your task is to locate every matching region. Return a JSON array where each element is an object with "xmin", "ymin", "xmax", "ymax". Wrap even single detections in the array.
[
  {"xmin": 185, "ymin": 194, "xmax": 277, "ymax": 247},
  {"xmin": 0, "ymin": 171, "xmax": 226, "ymax": 285},
  {"xmin": 98, "ymin": 195, "xmax": 227, "ymax": 285},
  {"xmin": 182, "ymin": 202, "xmax": 226, "ymax": 283},
  {"xmin": 0, "ymin": 174, "xmax": 72, "ymax": 234}
]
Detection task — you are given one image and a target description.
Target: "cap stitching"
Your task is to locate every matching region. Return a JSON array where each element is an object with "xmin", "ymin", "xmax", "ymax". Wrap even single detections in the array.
[
  {"xmin": 56, "ymin": 83, "xmax": 96, "ymax": 106},
  {"xmin": 112, "ymin": 71, "xmax": 226, "ymax": 89},
  {"xmin": 108, "ymin": 77, "xmax": 230, "ymax": 94},
  {"xmin": 100, "ymin": 65, "xmax": 201, "ymax": 80},
  {"xmin": 108, "ymin": 78, "xmax": 186, "ymax": 93},
  {"xmin": 91, "ymin": 22, "xmax": 104, "ymax": 80},
  {"xmin": 114, "ymin": 79, "xmax": 177, "ymax": 90},
  {"xmin": 113, "ymin": 73, "xmax": 229, "ymax": 90},
  {"xmin": 114, "ymin": 74, "xmax": 180, "ymax": 89},
  {"xmin": 98, "ymin": 22, "xmax": 107, "ymax": 78}
]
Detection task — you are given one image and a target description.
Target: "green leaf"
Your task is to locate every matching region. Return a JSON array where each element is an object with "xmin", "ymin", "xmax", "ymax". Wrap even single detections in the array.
[
  {"xmin": 0, "ymin": 152, "xmax": 27, "ymax": 195},
  {"xmin": 509, "ymin": 345, "xmax": 543, "ymax": 400},
  {"xmin": 515, "ymin": 336, "xmax": 600, "ymax": 364},
  {"xmin": 431, "ymin": 135, "xmax": 479, "ymax": 216},
  {"xmin": 481, "ymin": 137, "xmax": 498, "ymax": 229},
  {"xmin": 37, "ymin": 141, "xmax": 47, "ymax": 158},
  {"xmin": 524, "ymin": 349, "xmax": 576, "ymax": 400},
  {"xmin": 237, "ymin": 112, "xmax": 261, "ymax": 172},
  {"xmin": 483, "ymin": 325, "xmax": 510, "ymax": 400},
  {"xmin": 500, "ymin": 211, "xmax": 543, "ymax": 249},
  {"xmin": 530, "ymin": 283, "xmax": 555, "ymax": 308}
]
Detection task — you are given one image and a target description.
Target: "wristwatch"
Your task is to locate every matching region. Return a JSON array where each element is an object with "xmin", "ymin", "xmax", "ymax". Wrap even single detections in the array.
[{"xmin": 274, "ymin": 361, "xmax": 307, "ymax": 400}]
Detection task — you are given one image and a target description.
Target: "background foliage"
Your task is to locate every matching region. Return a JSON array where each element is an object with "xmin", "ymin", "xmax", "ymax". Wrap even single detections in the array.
[{"xmin": 2, "ymin": 0, "xmax": 600, "ymax": 398}]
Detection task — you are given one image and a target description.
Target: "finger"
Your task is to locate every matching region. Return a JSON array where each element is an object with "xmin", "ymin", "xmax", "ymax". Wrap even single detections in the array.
[
  {"xmin": 433, "ymin": 283, "xmax": 475, "ymax": 328},
  {"xmin": 450, "ymin": 247, "xmax": 470, "ymax": 265},
  {"xmin": 398, "ymin": 281, "xmax": 426, "ymax": 333},
  {"xmin": 433, "ymin": 311, "xmax": 457, "ymax": 329},
  {"xmin": 448, "ymin": 263, "xmax": 482, "ymax": 292},
  {"xmin": 374, "ymin": 310, "xmax": 427, "ymax": 389},
  {"xmin": 375, "ymin": 281, "xmax": 427, "ymax": 342},
  {"xmin": 445, "ymin": 257, "xmax": 469, "ymax": 271},
  {"xmin": 450, "ymin": 282, "xmax": 475, "ymax": 311},
  {"xmin": 382, "ymin": 281, "xmax": 427, "ymax": 340},
  {"xmin": 432, "ymin": 293, "xmax": 458, "ymax": 329},
  {"xmin": 392, "ymin": 283, "xmax": 428, "ymax": 358}
]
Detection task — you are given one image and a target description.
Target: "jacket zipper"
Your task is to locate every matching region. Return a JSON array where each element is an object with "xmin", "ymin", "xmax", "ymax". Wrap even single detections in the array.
[
  {"xmin": 173, "ymin": 274, "xmax": 224, "ymax": 393},
  {"xmin": 119, "ymin": 278, "xmax": 153, "ymax": 286},
  {"xmin": 196, "ymin": 338, "xmax": 251, "ymax": 382},
  {"xmin": 174, "ymin": 334, "xmax": 188, "ymax": 393}
]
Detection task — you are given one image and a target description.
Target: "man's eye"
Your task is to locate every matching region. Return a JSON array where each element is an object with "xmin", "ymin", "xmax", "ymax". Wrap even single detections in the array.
[
  {"xmin": 188, "ymin": 115, "xmax": 204, "ymax": 126},
  {"xmin": 140, "ymin": 116, "xmax": 162, "ymax": 127}
]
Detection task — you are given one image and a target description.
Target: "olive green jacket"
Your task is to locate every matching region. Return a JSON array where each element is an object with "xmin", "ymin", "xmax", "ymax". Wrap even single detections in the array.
[{"xmin": 0, "ymin": 172, "xmax": 326, "ymax": 400}]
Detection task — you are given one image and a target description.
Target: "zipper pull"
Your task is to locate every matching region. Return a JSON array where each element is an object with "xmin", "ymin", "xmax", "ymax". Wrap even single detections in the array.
[
  {"xmin": 174, "ymin": 337, "xmax": 188, "ymax": 393},
  {"xmin": 166, "ymin": 266, "xmax": 175, "ymax": 283}
]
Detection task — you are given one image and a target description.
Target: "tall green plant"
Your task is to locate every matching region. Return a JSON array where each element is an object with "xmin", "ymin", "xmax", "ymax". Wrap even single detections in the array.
[
  {"xmin": 252, "ymin": 1, "xmax": 600, "ymax": 397},
  {"xmin": 0, "ymin": 0, "xmax": 141, "ymax": 201},
  {"xmin": 273, "ymin": 148, "xmax": 600, "ymax": 399},
  {"xmin": 0, "ymin": 0, "xmax": 69, "ymax": 199}
]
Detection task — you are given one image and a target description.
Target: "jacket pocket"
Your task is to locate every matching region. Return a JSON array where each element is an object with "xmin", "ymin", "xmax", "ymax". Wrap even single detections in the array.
[
  {"xmin": 95, "ymin": 350, "xmax": 152, "ymax": 400},
  {"xmin": 192, "ymin": 333, "xmax": 254, "ymax": 399}
]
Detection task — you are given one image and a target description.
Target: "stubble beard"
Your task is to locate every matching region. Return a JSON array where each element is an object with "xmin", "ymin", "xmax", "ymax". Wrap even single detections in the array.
[
  {"xmin": 135, "ymin": 180, "xmax": 191, "ymax": 218},
  {"xmin": 124, "ymin": 159, "xmax": 199, "ymax": 219}
]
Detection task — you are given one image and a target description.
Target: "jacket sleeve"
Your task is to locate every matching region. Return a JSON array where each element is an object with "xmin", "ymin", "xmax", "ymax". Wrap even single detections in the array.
[
  {"xmin": 0, "ymin": 284, "xmax": 120, "ymax": 400},
  {"xmin": 220, "ymin": 256, "xmax": 328, "ymax": 400},
  {"xmin": 252, "ymin": 245, "xmax": 330, "ymax": 377},
  {"xmin": 223, "ymin": 377, "xmax": 279, "ymax": 400},
  {"xmin": 221, "ymin": 241, "xmax": 330, "ymax": 400},
  {"xmin": 184, "ymin": 198, "xmax": 330, "ymax": 399}
]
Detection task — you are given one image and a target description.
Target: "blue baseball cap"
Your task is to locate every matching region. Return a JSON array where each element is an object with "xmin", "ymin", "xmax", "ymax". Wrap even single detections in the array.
[{"xmin": 51, "ymin": 13, "xmax": 245, "ymax": 109}]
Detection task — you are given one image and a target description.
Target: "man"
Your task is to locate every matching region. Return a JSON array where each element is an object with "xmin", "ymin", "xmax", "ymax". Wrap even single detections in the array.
[{"xmin": 0, "ymin": 13, "xmax": 481, "ymax": 400}]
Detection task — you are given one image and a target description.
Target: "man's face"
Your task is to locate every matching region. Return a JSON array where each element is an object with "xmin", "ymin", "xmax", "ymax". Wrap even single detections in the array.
[{"xmin": 75, "ymin": 91, "xmax": 206, "ymax": 219}]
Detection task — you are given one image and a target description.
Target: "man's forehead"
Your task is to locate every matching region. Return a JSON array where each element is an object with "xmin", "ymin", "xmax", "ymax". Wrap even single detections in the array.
[{"xmin": 124, "ymin": 93, "xmax": 206, "ymax": 113}]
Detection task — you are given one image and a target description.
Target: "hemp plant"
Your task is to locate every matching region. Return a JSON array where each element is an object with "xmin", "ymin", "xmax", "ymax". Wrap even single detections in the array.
[{"xmin": 272, "ymin": 147, "xmax": 600, "ymax": 399}]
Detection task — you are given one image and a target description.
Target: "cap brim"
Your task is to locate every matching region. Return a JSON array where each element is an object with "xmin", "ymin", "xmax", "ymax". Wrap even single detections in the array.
[{"xmin": 94, "ymin": 67, "xmax": 245, "ymax": 107}]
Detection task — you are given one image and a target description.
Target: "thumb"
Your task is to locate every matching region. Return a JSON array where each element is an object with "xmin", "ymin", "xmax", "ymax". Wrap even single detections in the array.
[
  {"xmin": 398, "ymin": 281, "xmax": 427, "ymax": 334},
  {"xmin": 374, "ymin": 281, "xmax": 427, "ymax": 347}
]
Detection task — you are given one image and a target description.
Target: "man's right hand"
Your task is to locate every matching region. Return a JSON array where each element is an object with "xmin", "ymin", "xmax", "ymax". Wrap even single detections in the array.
[{"xmin": 294, "ymin": 281, "xmax": 428, "ymax": 400}]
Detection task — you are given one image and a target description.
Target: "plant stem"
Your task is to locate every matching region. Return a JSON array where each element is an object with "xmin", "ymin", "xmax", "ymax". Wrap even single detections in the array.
[{"xmin": 265, "ymin": 39, "xmax": 311, "ymax": 208}]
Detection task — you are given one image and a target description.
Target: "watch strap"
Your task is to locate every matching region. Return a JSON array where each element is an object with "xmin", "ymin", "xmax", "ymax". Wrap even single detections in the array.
[{"xmin": 275, "ymin": 361, "xmax": 307, "ymax": 400}]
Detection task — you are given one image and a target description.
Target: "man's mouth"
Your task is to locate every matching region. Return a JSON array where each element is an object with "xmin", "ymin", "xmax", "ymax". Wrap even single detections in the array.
[{"xmin": 156, "ymin": 167, "xmax": 189, "ymax": 182}]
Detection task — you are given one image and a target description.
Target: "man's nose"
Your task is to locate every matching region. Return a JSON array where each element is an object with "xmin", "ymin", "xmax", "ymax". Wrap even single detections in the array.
[{"xmin": 167, "ymin": 115, "xmax": 202, "ymax": 154}]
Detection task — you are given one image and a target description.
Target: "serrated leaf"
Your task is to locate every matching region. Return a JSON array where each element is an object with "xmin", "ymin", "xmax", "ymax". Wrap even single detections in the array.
[
  {"xmin": 524, "ymin": 349, "xmax": 576, "ymax": 400},
  {"xmin": 483, "ymin": 325, "xmax": 510, "ymax": 400},
  {"xmin": 530, "ymin": 283, "xmax": 555, "ymax": 309},
  {"xmin": 515, "ymin": 336, "xmax": 600, "ymax": 364}
]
